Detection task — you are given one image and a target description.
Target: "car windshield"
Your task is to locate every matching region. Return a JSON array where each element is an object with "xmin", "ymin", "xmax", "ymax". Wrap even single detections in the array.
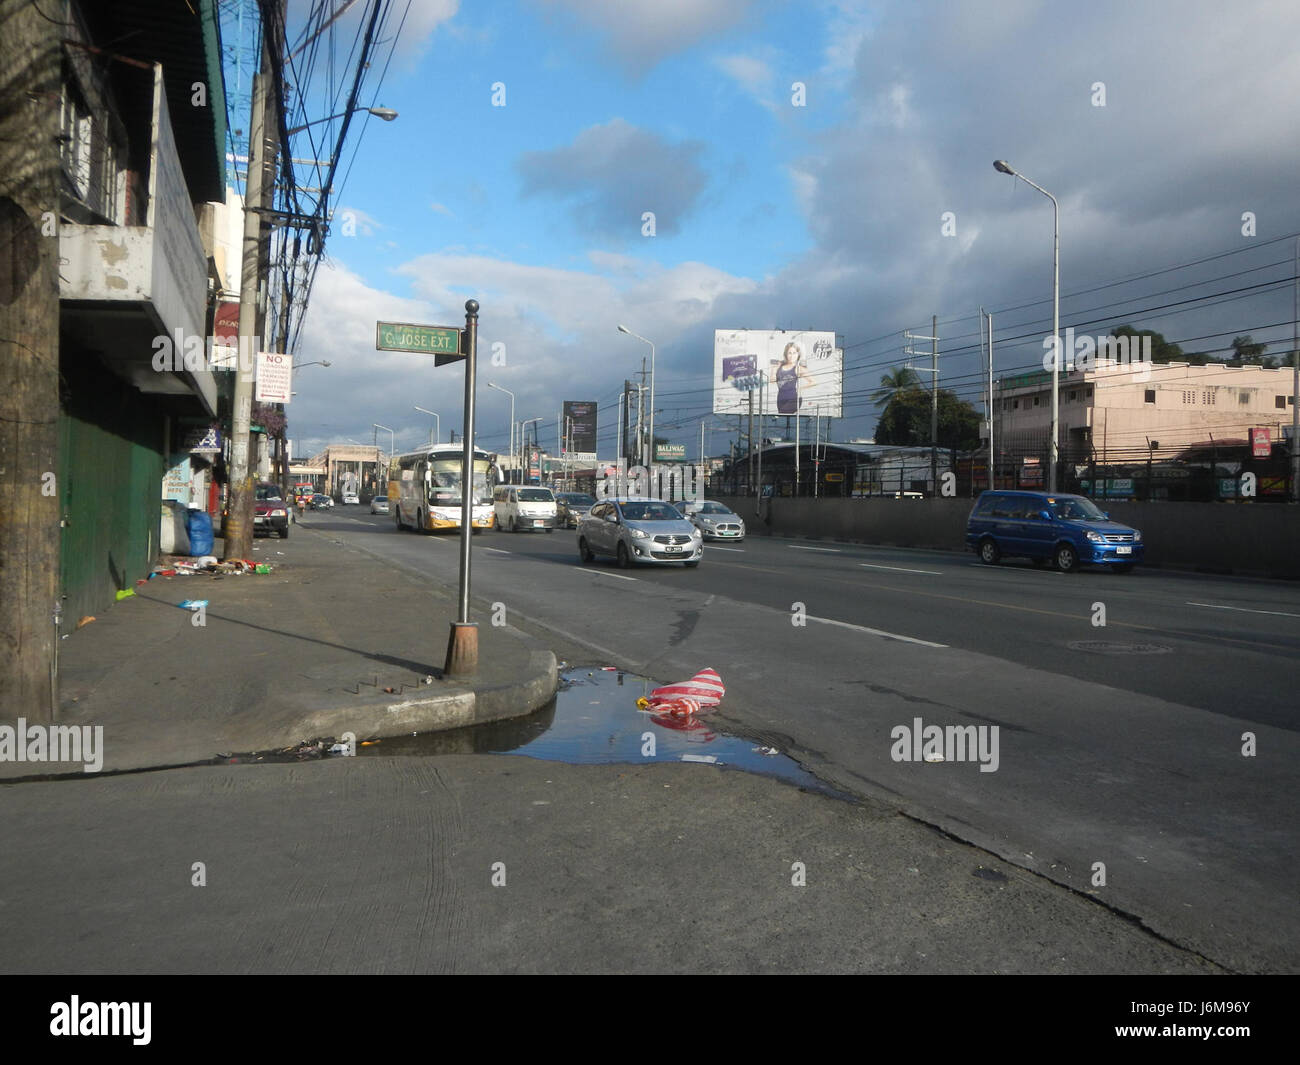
[
  {"xmin": 374, "ymin": 497, "xmax": 387, "ymax": 503},
  {"xmin": 560, "ymin": 494, "xmax": 595, "ymax": 506},
  {"xmin": 518, "ymin": 489, "xmax": 552, "ymax": 502},
  {"xmin": 619, "ymin": 502, "xmax": 681, "ymax": 521},
  {"xmin": 697, "ymin": 502, "xmax": 731, "ymax": 515},
  {"xmin": 255, "ymin": 486, "xmax": 282, "ymax": 501},
  {"xmin": 1049, "ymin": 497, "xmax": 1106, "ymax": 521}
]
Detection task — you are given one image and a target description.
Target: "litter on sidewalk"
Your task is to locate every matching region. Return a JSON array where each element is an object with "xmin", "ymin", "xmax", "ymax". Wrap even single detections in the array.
[{"xmin": 177, "ymin": 599, "xmax": 208, "ymax": 611}]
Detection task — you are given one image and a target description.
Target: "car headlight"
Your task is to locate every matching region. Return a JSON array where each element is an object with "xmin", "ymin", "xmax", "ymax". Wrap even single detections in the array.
[
  {"xmin": 631, "ymin": 527, "xmax": 648, "ymax": 539},
  {"xmin": 272, "ymin": 508, "xmax": 286, "ymax": 517},
  {"xmin": 1133, "ymin": 529, "xmax": 1142, "ymax": 542},
  {"xmin": 691, "ymin": 528, "xmax": 702, "ymax": 539},
  {"xmin": 1086, "ymin": 530, "xmax": 1105, "ymax": 543}
]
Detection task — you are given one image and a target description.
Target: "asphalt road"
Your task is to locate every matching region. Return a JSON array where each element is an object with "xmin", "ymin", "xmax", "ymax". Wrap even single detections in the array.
[{"xmin": 304, "ymin": 505, "xmax": 1300, "ymax": 972}]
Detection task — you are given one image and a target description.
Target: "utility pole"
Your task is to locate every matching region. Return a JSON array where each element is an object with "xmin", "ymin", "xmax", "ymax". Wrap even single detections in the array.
[
  {"xmin": 985, "ymin": 309, "xmax": 995, "ymax": 492},
  {"xmin": 747, "ymin": 387, "xmax": 755, "ymax": 495},
  {"xmin": 904, "ymin": 322, "xmax": 940, "ymax": 495},
  {"xmin": 931, "ymin": 314, "xmax": 938, "ymax": 492},
  {"xmin": 1292, "ymin": 236, "xmax": 1298, "ymax": 503},
  {"xmin": 224, "ymin": 27, "xmax": 276, "ymax": 560},
  {"xmin": 0, "ymin": 0, "xmax": 61, "ymax": 721},
  {"xmin": 638, "ymin": 357, "xmax": 648, "ymax": 466}
]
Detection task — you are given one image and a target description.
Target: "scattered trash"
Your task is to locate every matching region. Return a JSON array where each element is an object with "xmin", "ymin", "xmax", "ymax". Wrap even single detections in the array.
[
  {"xmin": 424, "ymin": 675, "xmax": 434, "ymax": 685},
  {"xmin": 752, "ymin": 746, "xmax": 780, "ymax": 756},
  {"xmin": 382, "ymin": 686, "xmax": 397, "ymax": 693},
  {"xmin": 680, "ymin": 754, "xmax": 719, "ymax": 764},
  {"xmin": 114, "ymin": 589, "xmax": 135, "ymax": 601},
  {"xmin": 177, "ymin": 599, "xmax": 208, "ymax": 610},
  {"xmin": 76, "ymin": 616, "xmax": 95, "ymax": 628},
  {"xmin": 254, "ymin": 564, "xmax": 271, "ymax": 574},
  {"xmin": 637, "ymin": 668, "xmax": 725, "ymax": 718},
  {"xmin": 600, "ymin": 666, "xmax": 618, "ymax": 671}
]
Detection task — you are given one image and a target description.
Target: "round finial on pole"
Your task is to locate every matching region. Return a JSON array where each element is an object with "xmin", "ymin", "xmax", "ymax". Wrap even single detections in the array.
[{"xmin": 465, "ymin": 298, "xmax": 479, "ymax": 316}]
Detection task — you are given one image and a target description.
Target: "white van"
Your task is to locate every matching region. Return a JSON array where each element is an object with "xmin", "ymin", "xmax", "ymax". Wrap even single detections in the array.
[{"xmin": 494, "ymin": 485, "xmax": 557, "ymax": 532}]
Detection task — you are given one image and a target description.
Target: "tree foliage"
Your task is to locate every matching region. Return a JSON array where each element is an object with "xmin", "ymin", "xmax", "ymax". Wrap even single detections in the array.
[
  {"xmin": 871, "ymin": 366, "xmax": 923, "ymax": 408},
  {"xmin": 874, "ymin": 388, "xmax": 982, "ymax": 450}
]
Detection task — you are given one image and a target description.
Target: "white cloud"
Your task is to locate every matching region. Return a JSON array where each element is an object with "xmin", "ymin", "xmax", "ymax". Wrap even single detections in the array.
[
  {"xmin": 291, "ymin": 251, "xmax": 758, "ymax": 456},
  {"xmin": 716, "ymin": 52, "xmax": 775, "ymax": 109},
  {"xmin": 535, "ymin": 0, "xmax": 756, "ymax": 75}
]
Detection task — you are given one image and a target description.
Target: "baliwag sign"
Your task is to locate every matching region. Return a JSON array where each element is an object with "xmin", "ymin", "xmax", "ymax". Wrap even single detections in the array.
[{"xmin": 254, "ymin": 351, "xmax": 293, "ymax": 403}]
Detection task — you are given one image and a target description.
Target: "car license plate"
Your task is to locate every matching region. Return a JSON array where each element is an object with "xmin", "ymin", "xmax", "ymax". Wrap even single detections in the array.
[
  {"xmin": 665, "ymin": 545, "xmax": 680, "ymax": 553},
  {"xmin": 1116, "ymin": 545, "xmax": 1131, "ymax": 555},
  {"xmin": 534, "ymin": 520, "xmax": 544, "ymax": 527},
  {"xmin": 254, "ymin": 516, "xmax": 265, "ymax": 524}
]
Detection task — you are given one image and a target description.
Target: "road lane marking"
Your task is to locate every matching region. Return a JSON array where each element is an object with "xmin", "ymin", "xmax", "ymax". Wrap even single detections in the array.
[
  {"xmin": 859, "ymin": 563, "xmax": 942, "ymax": 575},
  {"xmin": 709, "ymin": 546, "xmax": 745, "ymax": 552},
  {"xmin": 1187, "ymin": 601, "xmax": 1300, "ymax": 619},
  {"xmin": 806, "ymin": 614, "xmax": 948, "ymax": 648},
  {"xmin": 483, "ymin": 548, "xmax": 511, "ymax": 555},
  {"xmin": 586, "ymin": 570, "xmax": 639, "ymax": 582},
  {"xmin": 788, "ymin": 545, "xmax": 841, "ymax": 553}
]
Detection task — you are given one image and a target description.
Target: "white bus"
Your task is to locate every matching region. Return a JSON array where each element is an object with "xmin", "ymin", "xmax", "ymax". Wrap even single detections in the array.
[{"xmin": 389, "ymin": 445, "xmax": 500, "ymax": 532}]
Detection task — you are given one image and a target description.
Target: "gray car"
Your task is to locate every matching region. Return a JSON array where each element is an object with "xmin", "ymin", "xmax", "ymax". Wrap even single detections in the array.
[
  {"xmin": 578, "ymin": 497, "xmax": 703, "ymax": 568},
  {"xmin": 683, "ymin": 499, "xmax": 745, "ymax": 541}
]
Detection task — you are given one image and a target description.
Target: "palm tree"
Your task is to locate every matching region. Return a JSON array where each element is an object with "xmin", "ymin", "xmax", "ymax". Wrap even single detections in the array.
[{"xmin": 871, "ymin": 367, "xmax": 922, "ymax": 408}]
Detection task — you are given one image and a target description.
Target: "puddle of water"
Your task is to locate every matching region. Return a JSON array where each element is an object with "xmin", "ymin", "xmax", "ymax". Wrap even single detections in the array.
[{"xmin": 363, "ymin": 666, "xmax": 848, "ymax": 797}]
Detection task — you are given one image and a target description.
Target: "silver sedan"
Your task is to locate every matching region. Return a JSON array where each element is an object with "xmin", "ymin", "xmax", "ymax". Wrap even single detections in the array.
[{"xmin": 578, "ymin": 498, "xmax": 702, "ymax": 568}]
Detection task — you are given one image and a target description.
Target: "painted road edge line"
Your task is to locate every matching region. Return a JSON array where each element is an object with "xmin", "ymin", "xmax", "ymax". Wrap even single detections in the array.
[
  {"xmin": 1186, "ymin": 601, "xmax": 1300, "ymax": 619},
  {"xmin": 806, "ymin": 614, "xmax": 948, "ymax": 648},
  {"xmin": 859, "ymin": 563, "xmax": 943, "ymax": 575},
  {"xmin": 788, "ymin": 545, "xmax": 841, "ymax": 553}
]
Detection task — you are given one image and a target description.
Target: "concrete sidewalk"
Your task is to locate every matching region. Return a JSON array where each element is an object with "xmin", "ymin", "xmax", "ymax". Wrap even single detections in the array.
[{"xmin": 5, "ymin": 521, "xmax": 556, "ymax": 778}]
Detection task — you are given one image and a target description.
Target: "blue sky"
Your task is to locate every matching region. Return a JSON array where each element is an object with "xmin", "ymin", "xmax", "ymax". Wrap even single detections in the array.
[{"xmin": 266, "ymin": 0, "xmax": 1300, "ymax": 461}]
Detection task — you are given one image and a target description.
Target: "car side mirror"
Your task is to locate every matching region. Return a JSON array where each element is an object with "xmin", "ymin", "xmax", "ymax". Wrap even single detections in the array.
[
  {"xmin": 1102, "ymin": 511, "xmax": 1110, "ymax": 519},
  {"xmin": 1040, "ymin": 510, "xmax": 1052, "ymax": 521}
]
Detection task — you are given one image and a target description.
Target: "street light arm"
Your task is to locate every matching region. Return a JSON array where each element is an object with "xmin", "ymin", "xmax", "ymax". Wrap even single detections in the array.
[{"xmin": 287, "ymin": 107, "xmax": 398, "ymax": 136}]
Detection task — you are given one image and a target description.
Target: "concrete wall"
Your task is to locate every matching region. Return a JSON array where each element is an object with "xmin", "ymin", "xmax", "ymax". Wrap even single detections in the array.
[{"xmin": 714, "ymin": 495, "xmax": 1300, "ymax": 579}]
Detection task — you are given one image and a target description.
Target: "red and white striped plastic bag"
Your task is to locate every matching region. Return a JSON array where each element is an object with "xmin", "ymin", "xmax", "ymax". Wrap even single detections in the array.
[{"xmin": 644, "ymin": 668, "xmax": 725, "ymax": 717}]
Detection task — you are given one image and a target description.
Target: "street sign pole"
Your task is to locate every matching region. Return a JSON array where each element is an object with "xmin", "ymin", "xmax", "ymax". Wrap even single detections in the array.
[{"xmin": 445, "ymin": 299, "xmax": 480, "ymax": 676}]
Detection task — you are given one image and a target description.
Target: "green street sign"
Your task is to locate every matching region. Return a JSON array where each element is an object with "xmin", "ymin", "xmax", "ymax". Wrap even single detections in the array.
[{"xmin": 376, "ymin": 321, "xmax": 464, "ymax": 361}]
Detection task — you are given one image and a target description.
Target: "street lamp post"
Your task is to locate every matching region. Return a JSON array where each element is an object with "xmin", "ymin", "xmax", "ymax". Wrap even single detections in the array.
[
  {"xmin": 486, "ymin": 383, "xmax": 515, "ymax": 483},
  {"xmin": 995, "ymin": 159, "xmax": 1060, "ymax": 492},
  {"xmin": 372, "ymin": 424, "xmax": 394, "ymax": 494},
  {"xmin": 413, "ymin": 406, "xmax": 439, "ymax": 445},
  {"xmin": 618, "ymin": 325, "xmax": 655, "ymax": 466},
  {"xmin": 286, "ymin": 107, "xmax": 398, "ymax": 136},
  {"xmin": 291, "ymin": 359, "xmax": 331, "ymax": 373}
]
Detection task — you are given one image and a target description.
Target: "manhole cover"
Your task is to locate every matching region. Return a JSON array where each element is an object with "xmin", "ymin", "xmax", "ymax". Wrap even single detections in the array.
[{"xmin": 1067, "ymin": 641, "xmax": 1173, "ymax": 656}]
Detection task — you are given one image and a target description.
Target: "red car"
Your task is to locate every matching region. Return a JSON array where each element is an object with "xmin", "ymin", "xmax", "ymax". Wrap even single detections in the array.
[{"xmin": 254, "ymin": 483, "xmax": 290, "ymax": 538}]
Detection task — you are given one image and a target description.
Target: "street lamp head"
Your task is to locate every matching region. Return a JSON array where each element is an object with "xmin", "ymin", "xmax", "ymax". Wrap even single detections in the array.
[
  {"xmin": 617, "ymin": 324, "xmax": 630, "ymax": 334},
  {"xmin": 993, "ymin": 159, "xmax": 1015, "ymax": 175},
  {"xmin": 321, "ymin": 360, "xmax": 332, "ymax": 367},
  {"xmin": 367, "ymin": 107, "xmax": 398, "ymax": 122}
]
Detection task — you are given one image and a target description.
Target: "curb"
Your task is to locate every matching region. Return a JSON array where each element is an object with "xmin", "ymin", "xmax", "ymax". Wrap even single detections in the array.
[{"xmin": 269, "ymin": 649, "xmax": 558, "ymax": 747}]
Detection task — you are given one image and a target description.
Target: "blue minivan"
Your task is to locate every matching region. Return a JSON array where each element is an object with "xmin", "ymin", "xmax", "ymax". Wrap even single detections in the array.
[{"xmin": 966, "ymin": 491, "xmax": 1143, "ymax": 573}]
